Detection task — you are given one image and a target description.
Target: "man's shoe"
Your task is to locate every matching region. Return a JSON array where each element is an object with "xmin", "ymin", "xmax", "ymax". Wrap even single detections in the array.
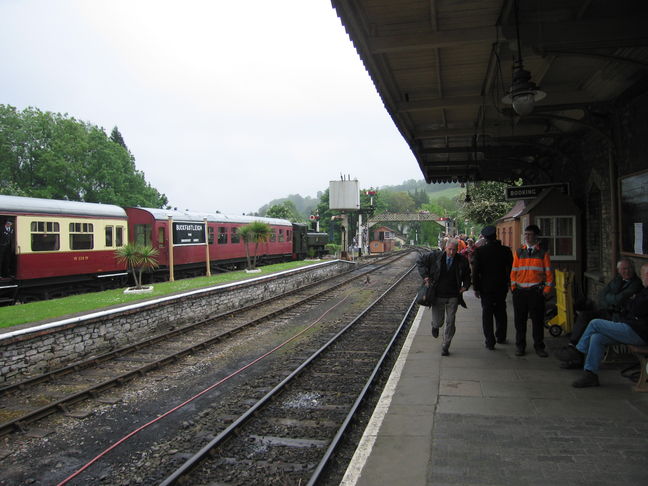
[
  {"xmin": 431, "ymin": 327, "xmax": 439, "ymax": 338},
  {"xmin": 556, "ymin": 345, "xmax": 581, "ymax": 361},
  {"xmin": 535, "ymin": 348, "xmax": 549, "ymax": 358},
  {"xmin": 441, "ymin": 346, "xmax": 450, "ymax": 356},
  {"xmin": 572, "ymin": 370, "xmax": 599, "ymax": 388},
  {"xmin": 485, "ymin": 343, "xmax": 495, "ymax": 350},
  {"xmin": 496, "ymin": 339, "xmax": 508, "ymax": 345},
  {"xmin": 560, "ymin": 358, "xmax": 583, "ymax": 369},
  {"xmin": 515, "ymin": 348, "xmax": 525, "ymax": 356}
]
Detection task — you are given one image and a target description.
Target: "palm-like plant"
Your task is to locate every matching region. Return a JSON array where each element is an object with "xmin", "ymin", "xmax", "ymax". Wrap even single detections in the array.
[
  {"xmin": 115, "ymin": 243, "xmax": 159, "ymax": 289},
  {"xmin": 239, "ymin": 222, "xmax": 272, "ymax": 270}
]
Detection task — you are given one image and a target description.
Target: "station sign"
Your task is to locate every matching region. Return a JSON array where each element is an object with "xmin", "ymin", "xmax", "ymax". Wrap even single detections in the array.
[
  {"xmin": 173, "ymin": 221, "xmax": 206, "ymax": 246},
  {"xmin": 505, "ymin": 183, "xmax": 570, "ymax": 200}
]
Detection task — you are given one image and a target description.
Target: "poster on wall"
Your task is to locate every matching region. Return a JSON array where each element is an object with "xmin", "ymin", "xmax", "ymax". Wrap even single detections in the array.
[{"xmin": 619, "ymin": 170, "xmax": 648, "ymax": 256}]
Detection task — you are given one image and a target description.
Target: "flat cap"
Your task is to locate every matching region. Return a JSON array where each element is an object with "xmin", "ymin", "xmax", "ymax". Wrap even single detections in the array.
[{"xmin": 481, "ymin": 225, "xmax": 496, "ymax": 238}]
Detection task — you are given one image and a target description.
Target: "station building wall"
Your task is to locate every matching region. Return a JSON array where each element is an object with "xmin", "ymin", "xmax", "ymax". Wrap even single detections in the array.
[{"xmin": 557, "ymin": 84, "xmax": 648, "ymax": 302}]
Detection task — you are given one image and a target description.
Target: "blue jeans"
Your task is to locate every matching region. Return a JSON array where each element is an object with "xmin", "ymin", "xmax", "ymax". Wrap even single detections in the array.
[{"xmin": 575, "ymin": 318, "xmax": 646, "ymax": 373}]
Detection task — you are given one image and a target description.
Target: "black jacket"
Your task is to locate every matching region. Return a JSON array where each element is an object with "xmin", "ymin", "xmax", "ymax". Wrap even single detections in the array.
[
  {"xmin": 472, "ymin": 239, "xmax": 513, "ymax": 295},
  {"xmin": 416, "ymin": 250, "xmax": 471, "ymax": 307},
  {"xmin": 620, "ymin": 286, "xmax": 648, "ymax": 343}
]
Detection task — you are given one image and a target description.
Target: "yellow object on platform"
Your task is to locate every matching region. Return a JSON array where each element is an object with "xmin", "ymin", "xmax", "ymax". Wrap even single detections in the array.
[{"xmin": 547, "ymin": 269, "xmax": 574, "ymax": 335}]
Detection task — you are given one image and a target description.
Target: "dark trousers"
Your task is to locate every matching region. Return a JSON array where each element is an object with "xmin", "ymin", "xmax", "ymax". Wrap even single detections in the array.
[
  {"xmin": 481, "ymin": 292, "xmax": 508, "ymax": 346},
  {"xmin": 512, "ymin": 288, "xmax": 545, "ymax": 350},
  {"xmin": 0, "ymin": 245, "xmax": 10, "ymax": 277}
]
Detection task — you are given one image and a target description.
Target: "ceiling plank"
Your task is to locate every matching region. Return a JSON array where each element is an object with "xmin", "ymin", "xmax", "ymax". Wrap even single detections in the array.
[
  {"xmin": 503, "ymin": 17, "xmax": 648, "ymax": 50},
  {"xmin": 370, "ymin": 26, "xmax": 495, "ymax": 53}
]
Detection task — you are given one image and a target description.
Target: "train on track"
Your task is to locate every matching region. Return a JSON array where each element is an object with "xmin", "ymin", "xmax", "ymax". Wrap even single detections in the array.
[{"xmin": 0, "ymin": 195, "xmax": 329, "ymax": 304}]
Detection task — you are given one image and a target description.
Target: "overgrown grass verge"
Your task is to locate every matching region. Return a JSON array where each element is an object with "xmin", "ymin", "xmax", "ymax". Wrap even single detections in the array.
[{"xmin": 0, "ymin": 260, "xmax": 320, "ymax": 329}]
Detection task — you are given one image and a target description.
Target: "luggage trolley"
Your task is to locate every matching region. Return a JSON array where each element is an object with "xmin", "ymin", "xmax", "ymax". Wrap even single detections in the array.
[{"xmin": 544, "ymin": 269, "xmax": 574, "ymax": 337}]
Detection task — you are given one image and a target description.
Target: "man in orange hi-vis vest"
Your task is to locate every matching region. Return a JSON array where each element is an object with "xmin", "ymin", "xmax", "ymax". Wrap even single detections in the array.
[{"xmin": 510, "ymin": 224, "xmax": 554, "ymax": 357}]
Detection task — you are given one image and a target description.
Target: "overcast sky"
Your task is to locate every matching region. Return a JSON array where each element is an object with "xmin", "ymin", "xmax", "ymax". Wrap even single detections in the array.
[{"xmin": 1, "ymin": 0, "xmax": 423, "ymax": 214}]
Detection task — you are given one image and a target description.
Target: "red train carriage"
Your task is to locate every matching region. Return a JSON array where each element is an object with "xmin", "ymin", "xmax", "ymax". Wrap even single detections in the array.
[
  {"xmin": 125, "ymin": 207, "xmax": 294, "ymax": 278},
  {"xmin": 0, "ymin": 195, "xmax": 129, "ymax": 302}
]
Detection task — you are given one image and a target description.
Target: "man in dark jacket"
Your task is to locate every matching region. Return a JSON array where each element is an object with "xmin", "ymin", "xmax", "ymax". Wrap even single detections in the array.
[
  {"xmin": 417, "ymin": 238, "xmax": 471, "ymax": 356},
  {"xmin": 0, "ymin": 220, "xmax": 13, "ymax": 278},
  {"xmin": 571, "ymin": 262, "xmax": 648, "ymax": 388},
  {"xmin": 571, "ymin": 259, "xmax": 641, "ymax": 343},
  {"xmin": 472, "ymin": 225, "xmax": 513, "ymax": 350}
]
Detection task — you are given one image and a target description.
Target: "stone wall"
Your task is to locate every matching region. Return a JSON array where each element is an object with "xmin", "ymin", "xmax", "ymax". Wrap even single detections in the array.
[{"xmin": 0, "ymin": 261, "xmax": 353, "ymax": 385}]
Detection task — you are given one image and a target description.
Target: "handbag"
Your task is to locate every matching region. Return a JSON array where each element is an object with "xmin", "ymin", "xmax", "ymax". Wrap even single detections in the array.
[{"xmin": 416, "ymin": 283, "xmax": 436, "ymax": 306}]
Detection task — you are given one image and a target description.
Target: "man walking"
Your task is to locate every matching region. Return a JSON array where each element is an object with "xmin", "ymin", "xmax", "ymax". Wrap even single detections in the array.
[
  {"xmin": 417, "ymin": 238, "xmax": 471, "ymax": 356},
  {"xmin": 510, "ymin": 224, "xmax": 554, "ymax": 357},
  {"xmin": 472, "ymin": 225, "xmax": 513, "ymax": 350}
]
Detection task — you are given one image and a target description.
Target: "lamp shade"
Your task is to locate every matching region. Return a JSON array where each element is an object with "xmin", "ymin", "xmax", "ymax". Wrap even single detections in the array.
[{"xmin": 502, "ymin": 66, "xmax": 546, "ymax": 116}]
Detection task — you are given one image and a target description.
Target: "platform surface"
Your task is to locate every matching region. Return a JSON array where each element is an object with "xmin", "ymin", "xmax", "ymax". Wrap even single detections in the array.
[{"xmin": 341, "ymin": 292, "xmax": 648, "ymax": 486}]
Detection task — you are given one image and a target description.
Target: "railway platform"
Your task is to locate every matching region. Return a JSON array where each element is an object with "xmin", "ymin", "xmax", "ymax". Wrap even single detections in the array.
[{"xmin": 341, "ymin": 292, "xmax": 648, "ymax": 486}]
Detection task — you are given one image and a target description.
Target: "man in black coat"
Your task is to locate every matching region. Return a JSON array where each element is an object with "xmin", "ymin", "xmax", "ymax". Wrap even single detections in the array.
[
  {"xmin": 0, "ymin": 220, "xmax": 14, "ymax": 278},
  {"xmin": 472, "ymin": 225, "xmax": 513, "ymax": 350},
  {"xmin": 417, "ymin": 238, "xmax": 471, "ymax": 356}
]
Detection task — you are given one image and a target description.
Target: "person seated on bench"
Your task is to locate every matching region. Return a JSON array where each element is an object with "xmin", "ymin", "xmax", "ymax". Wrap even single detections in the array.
[
  {"xmin": 559, "ymin": 258, "xmax": 642, "ymax": 368},
  {"xmin": 570, "ymin": 262, "xmax": 648, "ymax": 388}
]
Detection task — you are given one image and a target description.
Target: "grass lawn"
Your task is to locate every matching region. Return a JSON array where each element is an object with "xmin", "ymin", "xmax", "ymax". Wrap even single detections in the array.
[{"xmin": 0, "ymin": 260, "xmax": 320, "ymax": 329}]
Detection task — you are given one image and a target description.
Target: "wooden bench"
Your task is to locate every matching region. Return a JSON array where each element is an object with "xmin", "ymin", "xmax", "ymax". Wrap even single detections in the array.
[{"xmin": 628, "ymin": 345, "xmax": 648, "ymax": 392}]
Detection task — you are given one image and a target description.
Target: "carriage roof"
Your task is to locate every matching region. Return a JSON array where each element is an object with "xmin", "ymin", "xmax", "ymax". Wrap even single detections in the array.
[
  {"xmin": 131, "ymin": 207, "xmax": 293, "ymax": 226},
  {"xmin": 0, "ymin": 195, "xmax": 127, "ymax": 218}
]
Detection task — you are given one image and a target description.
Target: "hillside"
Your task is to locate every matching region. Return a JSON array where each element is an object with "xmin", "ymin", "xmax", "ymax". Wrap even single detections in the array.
[{"xmin": 256, "ymin": 181, "xmax": 463, "ymax": 217}]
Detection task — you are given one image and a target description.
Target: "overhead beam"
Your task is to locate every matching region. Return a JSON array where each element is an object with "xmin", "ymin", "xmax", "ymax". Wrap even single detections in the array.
[
  {"xmin": 369, "ymin": 26, "xmax": 495, "ymax": 54},
  {"xmin": 396, "ymin": 89, "xmax": 600, "ymax": 114},
  {"xmin": 502, "ymin": 17, "xmax": 648, "ymax": 50}
]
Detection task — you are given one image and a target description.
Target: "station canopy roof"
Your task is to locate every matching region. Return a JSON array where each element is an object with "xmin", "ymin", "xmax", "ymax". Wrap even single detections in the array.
[{"xmin": 331, "ymin": 0, "xmax": 648, "ymax": 184}]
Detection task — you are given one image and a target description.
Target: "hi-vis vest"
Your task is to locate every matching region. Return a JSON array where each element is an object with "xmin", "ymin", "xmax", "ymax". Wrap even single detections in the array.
[{"xmin": 510, "ymin": 244, "xmax": 554, "ymax": 295}]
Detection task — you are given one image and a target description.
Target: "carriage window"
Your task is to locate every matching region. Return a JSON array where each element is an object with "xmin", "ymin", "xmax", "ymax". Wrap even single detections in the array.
[
  {"xmin": 218, "ymin": 227, "xmax": 227, "ymax": 244},
  {"xmin": 208, "ymin": 226, "xmax": 215, "ymax": 244},
  {"xmin": 30, "ymin": 221, "xmax": 60, "ymax": 251},
  {"xmin": 134, "ymin": 224, "xmax": 151, "ymax": 246},
  {"xmin": 270, "ymin": 230, "xmax": 276, "ymax": 242},
  {"xmin": 158, "ymin": 227, "xmax": 165, "ymax": 246},
  {"xmin": 105, "ymin": 226, "xmax": 114, "ymax": 247},
  {"xmin": 278, "ymin": 229, "xmax": 285, "ymax": 242},
  {"xmin": 231, "ymin": 227, "xmax": 240, "ymax": 244},
  {"xmin": 69, "ymin": 222, "xmax": 94, "ymax": 250},
  {"xmin": 116, "ymin": 226, "xmax": 124, "ymax": 247},
  {"xmin": 287, "ymin": 229, "xmax": 291, "ymax": 241}
]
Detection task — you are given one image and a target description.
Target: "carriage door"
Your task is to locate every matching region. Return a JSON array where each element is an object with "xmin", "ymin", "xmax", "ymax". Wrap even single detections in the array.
[{"xmin": 0, "ymin": 216, "xmax": 16, "ymax": 278}]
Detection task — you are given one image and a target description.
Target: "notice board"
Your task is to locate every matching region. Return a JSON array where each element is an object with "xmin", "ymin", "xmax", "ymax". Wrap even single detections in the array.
[{"xmin": 619, "ymin": 169, "xmax": 648, "ymax": 256}]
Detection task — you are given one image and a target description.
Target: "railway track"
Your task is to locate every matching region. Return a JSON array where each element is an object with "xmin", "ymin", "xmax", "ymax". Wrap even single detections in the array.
[
  {"xmin": 0, "ymin": 252, "xmax": 413, "ymax": 438},
  {"xmin": 157, "ymin": 263, "xmax": 420, "ymax": 485}
]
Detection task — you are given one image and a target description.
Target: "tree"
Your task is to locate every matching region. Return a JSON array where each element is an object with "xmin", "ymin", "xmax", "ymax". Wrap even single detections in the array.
[
  {"xmin": 265, "ymin": 201, "xmax": 301, "ymax": 221},
  {"xmin": 380, "ymin": 191, "xmax": 416, "ymax": 213},
  {"xmin": 110, "ymin": 126, "xmax": 128, "ymax": 150},
  {"xmin": 239, "ymin": 222, "xmax": 272, "ymax": 270},
  {"xmin": 460, "ymin": 181, "xmax": 514, "ymax": 226},
  {"xmin": 115, "ymin": 243, "xmax": 159, "ymax": 289},
  {"xmin": 0, "ymin": 105, "xmax": 167, "ymax": 208}
]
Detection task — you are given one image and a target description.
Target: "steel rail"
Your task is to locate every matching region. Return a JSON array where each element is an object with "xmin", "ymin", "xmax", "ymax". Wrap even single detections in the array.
[
  {"xmin": 307, "ymin": 291, "xmax": 418, "ymax": 485},
  {"xmin": 159, "ymin": 264, "xmax": 416, "ymax": 486},
  {"xmin": 0, "ymin": 253, "xmax": 411, "ymax": 437}
]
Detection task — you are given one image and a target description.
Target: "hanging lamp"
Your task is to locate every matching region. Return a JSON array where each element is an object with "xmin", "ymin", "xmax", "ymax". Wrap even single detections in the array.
[{"xmin": 502, "ymin": 0, "xmax": 546, "ymax": 116}]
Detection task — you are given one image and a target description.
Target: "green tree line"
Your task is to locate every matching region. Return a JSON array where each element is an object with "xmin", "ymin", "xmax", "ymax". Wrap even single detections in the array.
[{"xmin": 0, "ymin": 105, "xmax": 167, "ymax": 207}]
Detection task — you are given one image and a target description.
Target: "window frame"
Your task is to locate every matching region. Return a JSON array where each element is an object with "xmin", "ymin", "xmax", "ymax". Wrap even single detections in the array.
[
  {"xmin": 535, "ymin": 215, "xmax": 577, "ymax": 260},
  {"xmin": 69, "ymin": 222, "xmax": 94, "ymax": 250},
  {"xmin": 30, "ymin": 221, "xmax": 60, "ymax": 252}
]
